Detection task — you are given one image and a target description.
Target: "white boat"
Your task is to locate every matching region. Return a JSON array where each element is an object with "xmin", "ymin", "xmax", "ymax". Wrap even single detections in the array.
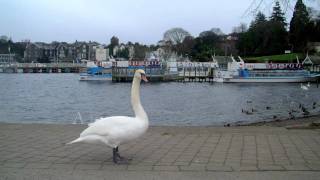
[
  {"xmin": 213, "ymin": 56, "xmax": 320, "ymax": 83},
  {"xmin": 222, "ymin": 76, "xmax": 319, "ymax": 83}
]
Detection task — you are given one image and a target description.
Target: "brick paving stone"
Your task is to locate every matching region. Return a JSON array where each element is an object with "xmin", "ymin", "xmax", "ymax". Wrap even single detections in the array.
[
  {"xmin": 206, "ymin": 164, "xmax": 233, "ymax": 171},
  {"xmin": 127, "ymin": 165, "xmax": 153, "ymax": 171},
  {"xmin": 50, "ymin": 163, "xmax": 75, "ymax": 170},
  {"xmin": 75, "ymin": 164, "xmax": 102, "ymax": 170},
  {"xmin": 3, "ymin": 162, "xmax": 27, "ymax": 168},
  {"xmin": 283, "ymin": 165, "xmax": 310, "ymax": 171},
  {"xmin": 153, "ymin": 165, "xmax": 179, "ymax": 171},
  {"xmin": 101, "ymin": 164, "xmax": 127, "ymax": 171},
  {"xmin": 25, "ymin": 162, "xmax": 52, "ymax": 169},
  {"xmin": 239, "ymin": 165, "xmax": 258, "ymax": 171},
  {"xmin": 308, "ymin": 164, "xmax": 320, "ymax": 170},
  {"xmin": 258, "ymin": 164, "xmax": 285, "ymax": 171},
  {"xmin": 173, "ymin": 161, "xmax": 190, "ymax": 166},
  {"xmin": 155, "ymin": 161, "xmax": 172, "ymax": 166},
  {"xmin": 179, "ymin": 164, "xmax": 206, "ymax": 171}
]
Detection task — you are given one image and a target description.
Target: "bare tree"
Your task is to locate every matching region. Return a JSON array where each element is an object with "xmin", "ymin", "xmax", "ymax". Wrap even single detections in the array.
[
  {"xmin": 232, "ymin": 23, "xmax": 248, "ymax": 33},
  {"xmin": 163, "ymin": 28, "xmax": 191, "ymax": 45},
  {"xmin": 243, "ymin": 0, "xmax": 298, "ymax": 17}
]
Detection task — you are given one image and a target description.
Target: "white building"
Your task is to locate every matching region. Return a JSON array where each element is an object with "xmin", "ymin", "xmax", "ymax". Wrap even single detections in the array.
[
  {"xmin": 95, "ymin": 46, "xmax": 108, "ymax": 61},
  {"xmin": 128, "ymin": 46, "xmax": 134, "ymax": 59},
  {"xmin": 0, "ymin": 54, "xmax": 16, "ymax": 64}
]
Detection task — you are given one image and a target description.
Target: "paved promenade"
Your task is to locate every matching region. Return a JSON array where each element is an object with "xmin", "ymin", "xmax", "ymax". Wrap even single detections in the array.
[{"xmin": 1, "ymin": 123, "xmax": 320, "ymax": 179}]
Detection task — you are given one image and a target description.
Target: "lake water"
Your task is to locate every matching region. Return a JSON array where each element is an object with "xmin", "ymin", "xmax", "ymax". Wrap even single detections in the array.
[{"xmin": 0, "ymin": 74, "xmax": 319, "ymax": 126}]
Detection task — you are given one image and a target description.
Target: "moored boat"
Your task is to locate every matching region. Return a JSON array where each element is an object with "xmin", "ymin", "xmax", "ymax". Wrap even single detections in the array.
[
  {"xmin": 79, "ymin": 61, "xmax": 112, "ymax": 81},
  {"xmin": 214, "ymin": 57, "xmax": 320, "ymax": 83}
]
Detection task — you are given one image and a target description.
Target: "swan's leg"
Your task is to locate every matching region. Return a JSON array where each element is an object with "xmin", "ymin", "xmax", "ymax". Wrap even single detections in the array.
[
  {"xmin": 114, "ymin": 146, "xmax": 131, "ymax": 164},
  {"xmin": 115, "ymin": 146, "xmax": 124, "ymax": 160},
  {"xmin": 112, "ymin": 148, "xmax": 118, "ymax": 163}
]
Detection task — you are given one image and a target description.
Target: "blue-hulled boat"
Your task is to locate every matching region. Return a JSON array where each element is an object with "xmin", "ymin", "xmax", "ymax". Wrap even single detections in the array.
[{"xmin": 79, "ymin": 61, "xmax": 112, "ymax": 81}]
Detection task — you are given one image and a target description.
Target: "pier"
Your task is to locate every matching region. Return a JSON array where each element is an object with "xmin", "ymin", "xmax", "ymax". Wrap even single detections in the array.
[
  {"xmin": 111, "ymin": 60, "xmax": 218, "ymax": 83},
  {"xmin": 111, "ymin": 66, "xmax": 217, "ymax": 82},
  {"xmin": 111, "ymin": 66, "xmax": 180, "ymax": 82},
  {"xmin": 178, "ymin": 67, "xmax": 215, "ymax": 82},
  {"xmin": 0, "ymin": 63, "xmax": 86, "ymax": 73}
]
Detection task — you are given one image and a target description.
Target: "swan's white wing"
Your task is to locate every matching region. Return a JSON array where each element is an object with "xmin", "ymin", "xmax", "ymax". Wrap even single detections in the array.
[{"xmin": 80, "ymin": 116, "xmax": 143, "ymax": 139}]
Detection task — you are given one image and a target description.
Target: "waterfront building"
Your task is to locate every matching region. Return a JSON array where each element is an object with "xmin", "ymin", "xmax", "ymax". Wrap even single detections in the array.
[
  {"xmin": 55, "ymin": 43, "xmax": 78, "ymax": 63},
  {"xmin": 0, "ymin": 54, "xmax": 16, "ymax": 64},
  {"xmin": 74, "ymin": 41, "xmax": 89, "ymax": 61},
  {"xmin": 42, "ymin": 44, "xmax": 56, "ymax": 62},
  {"xmin": 88, "ymin": 42, "xmax": 99, "ymax": 61},
  {"xmin": 95, "ymin": 45, "xmax": 108, "ymax": 61},
  {"xmin": 24, "ymin": 43, "xmax": 43, "ymax": 63},
  {"xmin": 56, "ymin": 43, "xmax": 68, "ymax": 62},
  {"xmin": 128, "ymin": 46, "xmax": 134, "ymax": 59}
]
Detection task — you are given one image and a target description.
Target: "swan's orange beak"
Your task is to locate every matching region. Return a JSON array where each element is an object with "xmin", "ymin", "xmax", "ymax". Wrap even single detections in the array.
[{"xmin": 141, "ymin": 74, "xmax": 148, "ymax": 82}]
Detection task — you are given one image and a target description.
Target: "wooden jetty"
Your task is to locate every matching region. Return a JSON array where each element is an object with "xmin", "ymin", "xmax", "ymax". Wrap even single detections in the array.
[
  {"xmin": 178, "ymin": 67, "xmax": 215, "ymax": 82},
  {"xmin": 0, "ymin": 63, "xmax": 86, "ymax": 73},
  {"xmin": 111, "ymin": 66, "xmax": 180, "ymax": 82},
  {"xmin": 112, "ymin": 66, "xmax": 216, "ymax": 83}
]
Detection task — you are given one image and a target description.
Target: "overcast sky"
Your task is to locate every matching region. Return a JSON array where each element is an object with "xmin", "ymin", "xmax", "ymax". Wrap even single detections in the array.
[{"xmin": 0, "ymin": 0, "xmax": 319, "ymax": 44}]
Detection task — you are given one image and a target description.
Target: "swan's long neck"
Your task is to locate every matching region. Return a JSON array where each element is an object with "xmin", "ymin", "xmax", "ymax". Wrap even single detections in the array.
[{"xmin": 131, "ymin": 77, "xmax": 148, "ymax": 122}]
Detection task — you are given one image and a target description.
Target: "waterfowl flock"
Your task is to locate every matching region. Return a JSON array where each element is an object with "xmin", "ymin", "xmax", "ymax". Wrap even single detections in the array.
[{"xmin": 241, "ymin": 82, "xmax": 319, "ymax": 121}]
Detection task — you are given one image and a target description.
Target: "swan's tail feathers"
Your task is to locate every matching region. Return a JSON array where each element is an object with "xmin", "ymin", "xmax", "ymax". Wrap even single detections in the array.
[{"xmin": 66, "ymin": 137, "xmax": 83, "ymax": 145}]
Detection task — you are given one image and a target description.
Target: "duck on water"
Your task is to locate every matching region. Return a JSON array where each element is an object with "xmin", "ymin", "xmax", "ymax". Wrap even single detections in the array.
[{"xmin": 67, "ymin": 69, "xmax": 149, "ymax": 164}]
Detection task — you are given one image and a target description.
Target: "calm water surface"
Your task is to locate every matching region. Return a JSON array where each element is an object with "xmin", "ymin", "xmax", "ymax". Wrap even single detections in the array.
[{"xmin": 0, "ymin": 74, "xmax": 319, "ymax": 126}]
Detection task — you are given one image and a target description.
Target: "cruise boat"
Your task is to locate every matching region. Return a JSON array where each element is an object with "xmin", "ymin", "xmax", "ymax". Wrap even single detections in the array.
[
  {"xmin": 214, "ymin": 57, "xmax": 320, "ymax": 83},
  {"xmin": 79, "ymin": 61, "xmax": 112, "ymax": 81}
]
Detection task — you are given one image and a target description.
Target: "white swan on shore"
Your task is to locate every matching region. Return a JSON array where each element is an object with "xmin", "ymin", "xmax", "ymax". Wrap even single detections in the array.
[{"xmin": 67, "ymin": 69, "xmax": 149, "ymax": 164}]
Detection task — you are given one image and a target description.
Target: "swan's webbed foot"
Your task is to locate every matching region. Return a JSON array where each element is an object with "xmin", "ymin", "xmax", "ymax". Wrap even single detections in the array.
[{"xmin": 112, "ymin": 147, "xmax": 131, "ymax": 164}]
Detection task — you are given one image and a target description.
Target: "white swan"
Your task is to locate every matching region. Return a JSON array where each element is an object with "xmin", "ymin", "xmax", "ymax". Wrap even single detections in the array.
[
  {"xmin": 307, "ymin": 82, "xmax": 311, "ymax": 87},
  {"xmin": 67, "ymin": 69, "xmax": 149, "ymax": 163},
  {"xmin": 300, "ymin": 83, "xmax": 308, "ymax": 90}
]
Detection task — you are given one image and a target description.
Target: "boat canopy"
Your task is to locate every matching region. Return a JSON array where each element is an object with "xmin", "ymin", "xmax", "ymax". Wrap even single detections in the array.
[{"xmin": 87, "ymin": 67, "xmax": 104, "ymax": 74}]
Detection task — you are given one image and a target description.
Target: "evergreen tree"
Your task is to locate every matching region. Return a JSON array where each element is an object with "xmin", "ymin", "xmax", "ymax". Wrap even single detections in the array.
[
  {"xmin": 306, "ymin": 10, "xmax": 320, "ymax": 43},
  {"xmin": 108, "ymin": 36, "xmax": 119, "ymax": 56},
  {"xmin": 270, "ymin": 1, "xmax": 286, "ymax": 27},
  {"xmin": 265, "ymin": 1, "xmax": 288, "ymax": 54},
  {"xmin": 289, "ymin": 0, "xmax": 310, "ymax": 52},
  {"xmin": 250, "ymin": 12, "xmax": 268, "ymax": 55},
  {"xmin": 251, "ymin": 11, "xmax": 267, "ymax": 28},
  {"xmin": 237, "ymin": 12, "xmax": 267, "ymax": 56},
  {"xmin": 110, "ymin": 36, "xmax": 119, "ymax": 47}
]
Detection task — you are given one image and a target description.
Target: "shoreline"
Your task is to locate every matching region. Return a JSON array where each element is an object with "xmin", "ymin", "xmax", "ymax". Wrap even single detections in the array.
[
  {"xmin": 241, "ymin": 114, "xmax": 320, "ymax": 129},
  {"xmin": 1, "ymin": 114, "xmax": 320, "ymax": 129}
]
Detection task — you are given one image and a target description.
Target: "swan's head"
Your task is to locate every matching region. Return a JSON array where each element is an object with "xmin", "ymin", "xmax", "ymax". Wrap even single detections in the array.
[{"xmin": 134, "ymin": 69, "xmax": 148, "ymax": 82}]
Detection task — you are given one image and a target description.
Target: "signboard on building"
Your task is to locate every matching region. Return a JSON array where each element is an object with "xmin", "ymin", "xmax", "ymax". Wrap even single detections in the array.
[{"xmin": 244, "ymin": 63, "xmax": 303, "ymax": 70}]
